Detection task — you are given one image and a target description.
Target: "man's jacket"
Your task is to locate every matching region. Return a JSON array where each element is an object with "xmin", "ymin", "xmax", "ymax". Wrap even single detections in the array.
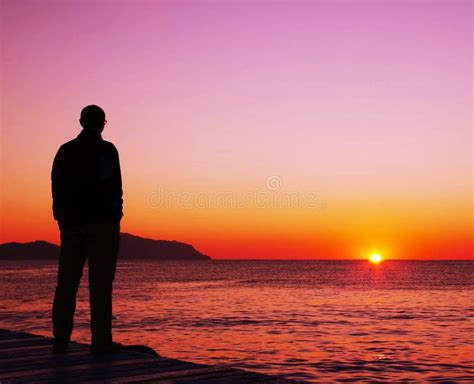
[{"xmin": 51, "ymin": 129, "xmax": 123, "ymax": 228}]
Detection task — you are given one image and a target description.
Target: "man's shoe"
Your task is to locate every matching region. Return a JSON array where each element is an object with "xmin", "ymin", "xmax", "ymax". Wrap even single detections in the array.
[
  {"xmin": 90, "ymin": 341, "xmax": 123, "ymax": 354},
  {"xmin": 52, "ymin": 339, "xmax": 69, "ymax": 354}
]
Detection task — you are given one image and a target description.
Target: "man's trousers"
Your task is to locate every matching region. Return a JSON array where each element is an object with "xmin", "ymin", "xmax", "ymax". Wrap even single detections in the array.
[{"xmin": 52, "ymin": 218, "xmax": 120, "ymax": 346}]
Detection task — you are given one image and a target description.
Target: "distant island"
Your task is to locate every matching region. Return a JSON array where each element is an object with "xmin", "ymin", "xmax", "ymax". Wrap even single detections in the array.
[{"xmin": 0, "ymin": 233, "xmax": 211, "ymax": 260}]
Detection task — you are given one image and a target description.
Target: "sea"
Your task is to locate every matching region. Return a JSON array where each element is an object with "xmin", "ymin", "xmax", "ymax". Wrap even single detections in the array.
[{"xmin": 0, "ymin": 260, "xmax": 472, "ymax": 383}]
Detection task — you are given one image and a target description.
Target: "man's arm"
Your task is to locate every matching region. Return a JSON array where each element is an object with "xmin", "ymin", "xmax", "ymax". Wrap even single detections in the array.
[
  {"xmin": 112, "ymin": 145, "xmax": 124, "ymax": 220},
  {"xmin": 99, "ymin": 144, "xmax": 123, "ymax": 221},
  {"xmin": 51, "ymin": 147, "xmax": 64, "ymax": 222}
]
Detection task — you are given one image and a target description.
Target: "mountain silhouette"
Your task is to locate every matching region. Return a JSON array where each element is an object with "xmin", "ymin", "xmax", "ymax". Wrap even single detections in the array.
[
  {"xmin": 0, "ymin": 233, "xmax": 211, "ymax": 260},
  {"xmin": 0, "ymin": 241, "xmax": 60, "ymax": 260},
  {"xmin": 119, "ymin": 233, "xmax": 210, "ymax": 260}
]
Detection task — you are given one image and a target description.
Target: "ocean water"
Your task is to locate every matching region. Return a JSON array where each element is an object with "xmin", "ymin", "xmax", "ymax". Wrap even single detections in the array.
[{"xmin": 0, "ymin": 260, "xmax": 472, "ymax": 383}]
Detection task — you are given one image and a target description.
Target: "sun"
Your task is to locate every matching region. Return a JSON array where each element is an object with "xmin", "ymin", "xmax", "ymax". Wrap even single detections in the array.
[{"xmin": 369, "ymin": 253, "xmax": 382, "ymax": 264}]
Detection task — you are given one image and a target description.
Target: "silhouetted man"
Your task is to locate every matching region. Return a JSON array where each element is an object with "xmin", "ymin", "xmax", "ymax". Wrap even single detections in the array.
[{"xmin": 51, "ymin": 105, "xmax": 123, "ymax": 354}]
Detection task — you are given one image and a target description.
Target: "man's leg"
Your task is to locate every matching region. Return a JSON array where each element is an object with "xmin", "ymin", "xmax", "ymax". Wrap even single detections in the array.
[
  {"xmin": 85, "ymin": 218, "xmax": 120, "ymax": 348},
  {"xmin": 52, "ymin": 225, "xmax": 86, "ymax": 343}
]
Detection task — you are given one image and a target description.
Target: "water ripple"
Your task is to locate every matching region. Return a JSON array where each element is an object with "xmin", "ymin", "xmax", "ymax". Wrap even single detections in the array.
[{"xmin": 0, "ymin": 260, "xmax": 473, "ymax": 382}]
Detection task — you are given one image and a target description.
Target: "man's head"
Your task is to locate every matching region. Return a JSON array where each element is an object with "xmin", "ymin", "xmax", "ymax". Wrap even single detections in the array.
[{"xmin": 80, "ymin": 105, "xmax": 106, "ymax": 133}]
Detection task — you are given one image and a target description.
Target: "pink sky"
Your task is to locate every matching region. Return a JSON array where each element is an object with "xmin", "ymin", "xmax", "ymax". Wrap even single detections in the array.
[{"xmin": 1, "ymin": 0, "xmax": 472, "ymax": 259}]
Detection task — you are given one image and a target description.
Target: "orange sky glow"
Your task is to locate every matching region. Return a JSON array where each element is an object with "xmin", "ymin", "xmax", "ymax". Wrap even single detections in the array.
[{"xmin": 1, "ymin": 1, "xmax": 472, "ymax": 259}]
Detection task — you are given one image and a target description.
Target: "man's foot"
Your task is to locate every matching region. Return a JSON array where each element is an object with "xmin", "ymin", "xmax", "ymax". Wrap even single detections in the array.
[
  {"xmin": 52, "ymin": 339, "xmax": 69, "ymax": 354},
  {"xmin": 90, "ymin": 341, "xmax": 123, "ymax": 354}
]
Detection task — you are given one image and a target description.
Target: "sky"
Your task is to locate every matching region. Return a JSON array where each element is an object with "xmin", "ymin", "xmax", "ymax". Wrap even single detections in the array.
[{"xmin": 1, "ymin": 0, "xmax": 472, "ymax": 259}]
